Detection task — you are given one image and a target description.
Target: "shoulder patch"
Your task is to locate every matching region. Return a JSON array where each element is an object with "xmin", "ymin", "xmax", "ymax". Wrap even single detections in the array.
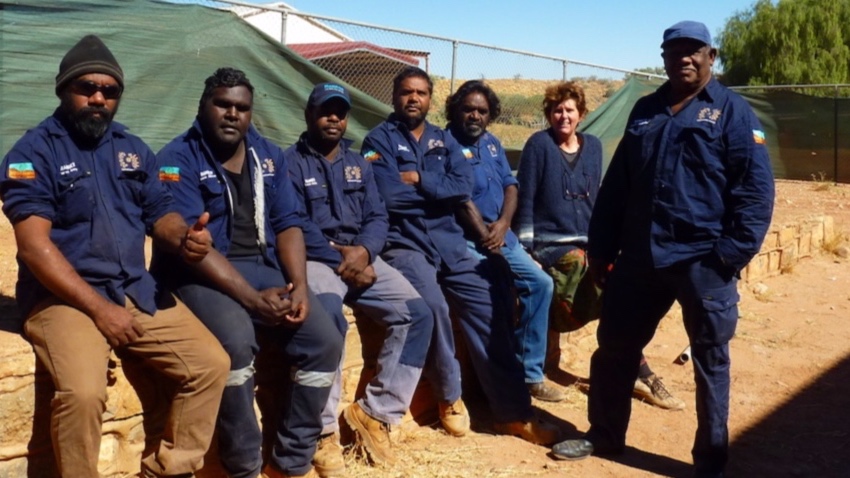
[
  {"xmin": 8, "ymin": 162, "xmax": 35, "ymax": 180},
  {"xmin": 363, "ymin": 150, "xmax": 381, "ymax": 162},
  {"xmin": 159, "ymin": 166, "xmax": 180, "ymax": 182},
  {"xmin": 752, "ymin": 129, "xmax": 766, "ymax": 145}
]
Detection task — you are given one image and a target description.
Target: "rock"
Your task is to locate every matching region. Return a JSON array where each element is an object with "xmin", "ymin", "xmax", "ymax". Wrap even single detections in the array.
[
  {"xmin": 751, "ymin": 283, "xmax": 769, "ymax": 296},
  {"xmin": 834, "ymin": 245, "xmax": 850, "ymax": 258}
]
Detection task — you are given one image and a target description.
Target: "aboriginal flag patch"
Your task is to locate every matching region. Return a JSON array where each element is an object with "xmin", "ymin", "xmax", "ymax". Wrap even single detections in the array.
[
  {"xmin": 159, "ymin": 166, "xmax": 180, "ymax": 182},
  {"xmin": 363, "ymin": 150, "xmax": 381, "ymax": 162},
  {"xmin": 8, "ymin": 162, "xmax": 35, "ymax": 179},
  {"xmin": 753, "ymin": 129, "xmax": 766, "ymax": 145},
  {"xmin": 461, "ymin": 148, "xmax": 474, "ymax": 159}
]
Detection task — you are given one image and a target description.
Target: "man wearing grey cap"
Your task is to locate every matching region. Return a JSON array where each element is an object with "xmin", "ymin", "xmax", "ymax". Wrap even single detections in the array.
[
  {"xmin": 0, "ymin": 35, "xmax": 230, "ymax": 477},
  {"xmin": 284, "ymin": 82, "xmax": 433, "ymax": 471},
  {"xmin": 154, "ymin": 68, "xmax": 344, "ymax": 478},
  {"xmin": 551, "ymin": 21, "xmax": 774, "ymax": 478}
]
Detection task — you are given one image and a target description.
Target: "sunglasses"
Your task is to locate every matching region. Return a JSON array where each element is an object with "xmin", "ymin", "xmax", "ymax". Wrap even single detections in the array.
[{"xmin": 71, "ymin": 80, "xmax": 123, "ymax": 100}]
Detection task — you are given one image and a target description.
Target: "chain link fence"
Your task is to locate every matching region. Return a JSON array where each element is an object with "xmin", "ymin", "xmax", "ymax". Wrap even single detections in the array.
[{"xmin": 175, "ymin": 0, "xmax": 662, "ymax": 150}]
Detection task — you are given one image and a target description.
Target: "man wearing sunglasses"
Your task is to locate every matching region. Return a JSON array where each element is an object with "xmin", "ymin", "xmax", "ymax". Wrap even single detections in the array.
[
  {"xmin": 552, "ymin": 21, "xmax": 775, "ymax": 477},
  {"xmin": 153, "ymin": 68, "xmax": 344, "ymax": 478},
  {"xmin": 284, "ymin": 82, "xmax": 432, "ymax": 472},
  {"xmin": 0, "ymin": 35, "xmax": 230, "ymax": 478}
]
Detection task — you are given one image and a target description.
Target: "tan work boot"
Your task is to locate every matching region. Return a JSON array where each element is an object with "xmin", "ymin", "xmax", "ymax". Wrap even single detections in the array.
[
  {"xmin": 311, "ymin": 432, "xmax": 345, "ymax": 477},
  {"xmin": 493, "ymin": 416, "xmax": 561, "ymax": 445},
  {"xmin": 633, "ymin": 374, "xmax": 685, "ymax": 411},
  {"xmin": 343, "ymin": 402, "xmax": 397, "ymax": 465},
  {"xmin": 261, "ymin": 463, "xmax": 319, "ymax": 478},
  {"xmin": 438, "ymin": 398, "xmax": 470, "ymax": 437}
]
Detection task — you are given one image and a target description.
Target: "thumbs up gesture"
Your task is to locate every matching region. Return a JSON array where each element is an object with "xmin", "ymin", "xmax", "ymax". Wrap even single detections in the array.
[{"xmin": 181, "ymin": 212, "xmax": 212, "ymax": 263}]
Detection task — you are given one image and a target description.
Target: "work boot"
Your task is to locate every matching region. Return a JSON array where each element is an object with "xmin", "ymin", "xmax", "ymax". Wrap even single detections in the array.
[
  {"xmin": 493, "ymin": 416, "xmax": 561, "ymax": 445},
  {"xmin": 528, "ymin": 381, "xmax": 566, "ymax": 402},
  {"xmin": 311, "ymin": 432, "xmax": 345, "ymax": 477},
  {"xmin": 633, "ymin": 374, "xmax": 685, "ymax": 411},
  {"xmin": 343, "ymin": 402, "xmax": 397, "ymax": 465},
  {"xmin": 261, "ymin": 463, "xmax": 319, "ymax": 478},
  {"xmin": 438, "ymin": 398, "xmax": 470, "ymax": 437}
]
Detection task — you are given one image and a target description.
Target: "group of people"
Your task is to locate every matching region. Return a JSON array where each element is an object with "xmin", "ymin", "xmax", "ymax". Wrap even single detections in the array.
[{"xmin": 0, "ymin": 19, "xmax": 773, "ymax": 478}]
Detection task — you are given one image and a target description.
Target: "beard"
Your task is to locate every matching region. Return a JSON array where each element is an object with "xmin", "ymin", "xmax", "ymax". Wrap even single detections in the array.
[
  {"xmin": 461, "ymin": 122, "xmax": 484, "ymax": 140},
  {"xmin": 71, "ymin": 106, "xmax": 114, "ymax": 141}
]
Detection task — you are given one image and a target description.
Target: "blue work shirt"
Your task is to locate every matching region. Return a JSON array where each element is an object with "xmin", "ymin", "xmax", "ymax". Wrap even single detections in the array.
[
  {"xmin": 446, "ymin": 128, "xmax": 519, "ymax": 249},
  {"xmin": 0, "ymin": 110, "xmax": 174, "ymax": 316},
  {"xmin": 588, "ymin": 77, "xmax": 775, "ymax": 272},
  {"xmin": 154, "ymin": 120, "xmax": 309, "ymax": 276},
  {"xmin": 285, "ymin": 134, "xmax": 389, "ymax": 268},
  {"xmin": 362, "ymin": 115, "xmax": 473, "ymax": 268}
]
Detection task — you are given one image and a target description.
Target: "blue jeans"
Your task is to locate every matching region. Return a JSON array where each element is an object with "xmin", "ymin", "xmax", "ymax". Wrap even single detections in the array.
[
  {"xmin": 382, "ymin": 248, "xmax": 532, "ymax": 422},
  {"xmin": 176, "ymin": 255, "xmax": 344, "ymax": 477},
  {"xmin": 586, "ymin": 256, "xmax": 738, "ymax": 476},
  {"xmin": 468, "ymin": 241, "xmax": 554, "ymax": 384},
  {"xmin": 309, "ymin": 258, "xmax": 432, "ymax": 430}
]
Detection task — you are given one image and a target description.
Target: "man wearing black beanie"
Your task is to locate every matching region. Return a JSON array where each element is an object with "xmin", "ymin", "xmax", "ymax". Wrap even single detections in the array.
[{"xmin": 0, "ymin": 35, "xmax": 229, "ymax": 478}]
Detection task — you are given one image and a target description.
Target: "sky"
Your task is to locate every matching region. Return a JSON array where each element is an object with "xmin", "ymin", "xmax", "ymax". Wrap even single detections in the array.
[{"xmin": 274, "ymin": 0, "xmax": 759, "ymax": 73}]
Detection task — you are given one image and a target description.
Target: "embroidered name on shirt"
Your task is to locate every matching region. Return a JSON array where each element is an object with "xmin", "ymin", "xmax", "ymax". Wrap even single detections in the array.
[
  {"xmin": 304, "ymin": 177, "xmax": 318, "ymax": 187},
  {"xmin": 60, "ymin": 162, "xmax": 78, "ymax": 176},
  {"xmin": 8, "ymin": 162, "xmax": 35, "ymax": 179},
  {"xmin": 345, "ymin": 166, "xmax": 362, "ymax": 183},
  {"xmin": 159, "ymin": 166, "xmax": 180, "ymax": 182},
  {"xmin": 200, "ymin": 170, "xmax": 216, "ymax": 182},
  {"xmin": 697, "ymin": 107, "xmax": 722, "ymax": 124},
  {"xmin": 398, "ymin": 144, "xmax": 410, "ymax": 152},
  {"xmin": 118, "ymin": 152, "xmax": 141, "ymax": 171},
  {"xmin": 461, "ymin": 148, "xmax": 474, "ymax": 159},
  {"xmin": 363, "ymin": 150, "xmax": 381, "ymax": 162},
  {"xmin": 753, "ymin": 129, "xmax": 766, "ymax": 144}
]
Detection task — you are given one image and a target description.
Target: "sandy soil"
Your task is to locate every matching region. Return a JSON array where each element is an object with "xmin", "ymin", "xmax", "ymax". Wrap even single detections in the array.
[{"xmin": 1, "ymin": 179, "xmax": 848, "ymax": 477}]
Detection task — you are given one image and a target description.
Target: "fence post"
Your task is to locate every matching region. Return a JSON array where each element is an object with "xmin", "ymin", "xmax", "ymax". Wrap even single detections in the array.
[
  {"xmin": 835, "ymin": 84, "xmax": 839, "ymax": 184},
  {"xmin": 562, "ymin": 60, "xmax": 568, "ymax": 81},
  {"xmin": 281, "ymin": 11, "xmax": 288, "ymax": 44},
  {"xmin": 450, "ymin": 40, "xmax": 458, "ymax": 95}
]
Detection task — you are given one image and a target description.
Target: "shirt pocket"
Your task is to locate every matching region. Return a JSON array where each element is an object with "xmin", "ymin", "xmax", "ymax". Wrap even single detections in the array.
[
  {"xmin": 342, "ymin": 180, "xmax": 366, "ymax": 220},
  {"xmin": 55, "ymin": 172, "xmax": 95, "ymax": 226},
  {"xmin": 423, "ymin": 147, "xmax": 448, "ymax": 173},
  {"xmin": 679, "ymin": 123, "xmax": 723, "ymax": 172},
  {"xmin": 304, "ymin": 184, "xmax": 332, "ymax": 225},
  {"xmin": 199, "ymin": 179, "xmax": 227, "ymax": 222},
  {"xmin": 117, "ymin": 169, "xmax": 148, "ymax": 206}
]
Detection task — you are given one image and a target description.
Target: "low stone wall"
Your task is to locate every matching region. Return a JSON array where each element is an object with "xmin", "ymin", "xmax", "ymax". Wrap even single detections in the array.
[{"xmin": 0, "ymin": 215, "xmax": 836, "ymax": 477}]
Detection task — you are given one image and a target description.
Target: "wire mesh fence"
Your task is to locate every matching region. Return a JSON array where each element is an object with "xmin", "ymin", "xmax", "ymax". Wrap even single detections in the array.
[{"xmin": 180, "ymin": 0, "xmax": 660, "ymax": 149}]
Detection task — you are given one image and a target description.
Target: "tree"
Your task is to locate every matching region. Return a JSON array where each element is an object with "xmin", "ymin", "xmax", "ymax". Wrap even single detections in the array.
[{"xmin": 717, "ymin": 0, "xmax": 850, "ymax": 86}]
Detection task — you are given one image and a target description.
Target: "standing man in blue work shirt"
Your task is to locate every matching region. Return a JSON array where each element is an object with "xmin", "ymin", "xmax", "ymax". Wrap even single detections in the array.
[
  {"xmin": 285, "ymin": 82, "xmax": 433, "ymax": 470},
  {"xmin": 0, "ymin": 35, "xmax": 229, "ymax": 478},
  {"xmin": 551, "ymin": 22, "xmax": 774, "ymax": 478},
  {"xmin": 153, "ymin": 68, "xmax": 344, "ymax": 478},
  {"xmin": 444, "ymin": 80, "xmax": 560, "ymax": 402},
  {"xmin": 362, "ymin": 66, "xmax": 560, "ymax": 445}
]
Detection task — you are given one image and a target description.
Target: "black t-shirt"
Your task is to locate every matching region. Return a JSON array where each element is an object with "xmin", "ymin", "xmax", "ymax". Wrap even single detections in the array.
[{"xmin": 223, "ymin": 159, "xmax": 261, "ymax": 257}]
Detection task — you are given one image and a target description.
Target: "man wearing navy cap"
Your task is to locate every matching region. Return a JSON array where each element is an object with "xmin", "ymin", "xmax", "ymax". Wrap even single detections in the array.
[
  {"xmin": 285, "ymin": 82, "xmax": 433, "ymax": 471},
  {"xmin": 0, "ymin": 35, "xmax": 229, "ymax": 478},
  {"xmin": 154, "ymin": 68, "xmax": 344, "ymax": 478},
  {"xmin": 551, "ymin": 21, "xmax": 774, "ymax": 478}
]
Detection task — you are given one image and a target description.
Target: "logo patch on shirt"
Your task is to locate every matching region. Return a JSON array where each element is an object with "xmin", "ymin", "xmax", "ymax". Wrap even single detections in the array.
[
  {"xmin": 487, "ymin": 144, "xmax": 498, "ymax": 157},
  {"xmin": 200, "ymin": 169, "xmax": 216, "ymax": 182},
  {"xmin": 262, "ymin": 158, "xmax": 275, "ymax": 177},
  {"xmin": 461, "ymin": 148, "xmax": 474, "ymax": 159},
  {"xmin": 753, "ymin": 129, "xmax": 766, "ymax": 144},
  {"xmin": 304, "ymin": 177, "xmax": 318, "ymax": 187},
  {"xmin": 345, "ymin": 166, "xmax": 362, "ymax": 183},
  {"xmin": 59, "ymin": 162, "xmax": 78, "ymax": 176},
  {"xmin": 118, "ymin": 152, "xmax": 141, "ymax": 171},
  {"xmin": 397, "ymin": 144, "xmax": 410, "ymax": 152},
  {"xmin": 8, "ymin": 162, "xmax": 35, "ymax": 180},
  {"xmin": 427, "ymin": 139, "xmax": 444, "ymax": 150},
  {"xmin": 363, "ymin": 150, "xmax": 381, "ymax": 162},
  {"xmin": 159, "ymin": 166, "xmax": 180, "ymax": 182},
  {"xmin": 697, "ymin": 107, "xmax": 722, "ymax": 124}
]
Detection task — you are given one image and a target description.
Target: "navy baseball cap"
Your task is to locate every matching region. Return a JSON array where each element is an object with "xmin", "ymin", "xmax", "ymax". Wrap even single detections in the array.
[
  {"xmin": 661, "ymin": 21, "xmax": 712, "ymax": 48},
  {"xmin": 307, "ymin": 82, "xmax": 351, "ymax": 108}
]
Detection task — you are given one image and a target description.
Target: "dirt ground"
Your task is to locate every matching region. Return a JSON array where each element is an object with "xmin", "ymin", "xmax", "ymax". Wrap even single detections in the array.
[{"xmin": 1, "ymin": 179, "xmax": 849, "ymax": 477}]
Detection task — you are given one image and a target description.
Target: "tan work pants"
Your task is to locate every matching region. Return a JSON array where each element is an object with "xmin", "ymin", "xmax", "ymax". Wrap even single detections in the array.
[{"xmin": 24, "ymin": 295, "xmax": 229, "ymax": 478}]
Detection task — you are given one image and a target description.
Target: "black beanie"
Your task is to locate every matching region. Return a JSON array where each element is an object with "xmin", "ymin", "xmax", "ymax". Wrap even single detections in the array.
[{"xmin": 55, "ymin": 35, "xmax": 124, "ymax": 96}]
